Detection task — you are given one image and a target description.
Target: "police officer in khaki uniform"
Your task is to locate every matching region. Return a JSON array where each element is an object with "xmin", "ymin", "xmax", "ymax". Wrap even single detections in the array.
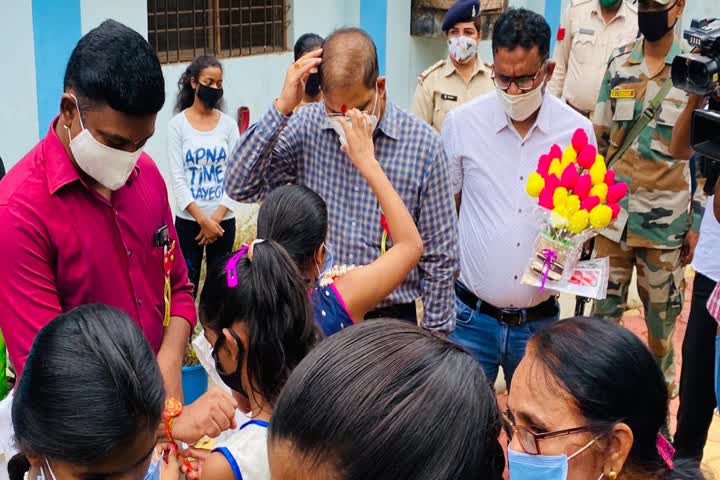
[
  {"xmin": 548, "ymin": 0, "xmax": 638, "ymax": 117},
  {"xmin": 411, "ymin": 0, "xmax": 494, "ymax": 132}
]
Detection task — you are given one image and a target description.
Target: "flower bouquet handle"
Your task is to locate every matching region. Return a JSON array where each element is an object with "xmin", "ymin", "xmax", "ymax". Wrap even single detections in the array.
[{"xmin": 522, "ymin": 129, "xmax": 628, "ymax": 294}]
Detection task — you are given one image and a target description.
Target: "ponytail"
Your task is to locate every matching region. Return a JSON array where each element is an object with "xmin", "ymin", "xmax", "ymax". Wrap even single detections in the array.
[
  {"xmin": 8, "ymin": 454, "xmax": 30, "ymax": 480},
  {"xmin": 199, "ymin": 239, "xmax": 320, "ymax": 405},
  {"xmin": 175, "ymin": 55, "xmax": 223, "ymax": 113}
]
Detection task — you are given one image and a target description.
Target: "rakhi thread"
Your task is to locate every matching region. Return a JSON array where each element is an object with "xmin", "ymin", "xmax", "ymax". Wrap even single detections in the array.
[{"xmin": 540, "ymin": 248, "xmax": 558, "ymax": 291}]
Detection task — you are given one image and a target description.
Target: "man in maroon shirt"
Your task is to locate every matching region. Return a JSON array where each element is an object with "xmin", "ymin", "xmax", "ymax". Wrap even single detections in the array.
[{"xmin": 0, "ymin": 20, "xmax": 236, "ymax": 451}]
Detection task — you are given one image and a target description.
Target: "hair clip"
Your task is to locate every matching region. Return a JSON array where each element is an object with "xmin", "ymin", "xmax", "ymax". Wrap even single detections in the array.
[
  {"xmin": 248, "ymin": 239, "xmax": 265, "ymax": 262},
  {"xmin": 226, "ymin": 245, "xmax": 249, "ymax": 288},
  {"xmin": 656, "ymin": 433, "xmax": 675, "ymax": 470}
]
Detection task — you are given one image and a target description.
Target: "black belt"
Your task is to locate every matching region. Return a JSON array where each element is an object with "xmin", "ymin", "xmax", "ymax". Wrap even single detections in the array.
[
  {"xmin": 366, "ymin": 302, "xmax": 417, "ymax": 324},
  {"xmin": 455, "ymin": 282, "xmax": 558, "ymax": 327}
]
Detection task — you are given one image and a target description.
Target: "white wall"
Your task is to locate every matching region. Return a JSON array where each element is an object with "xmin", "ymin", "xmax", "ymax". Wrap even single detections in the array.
[
  {"xmin": 142, "ymin": 0, "xmax": 361, "ymax": 205},
  {"xmin": 81, "ymin": 0, "xmax": 148, "ymax": 36},
  {"xmin": 387, "ymin": 0, "xmax": 549, "ymax": 111},
  {"xmin": 0, "ymin": 2, "xmax": 39, "ymax": 170}
]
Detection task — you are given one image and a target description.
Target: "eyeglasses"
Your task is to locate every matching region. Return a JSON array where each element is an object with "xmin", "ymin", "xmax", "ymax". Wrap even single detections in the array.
[
  {"xmin": 502, "ymin": 409, "xmax": 601, "ymax": 455},
  {"xmin": 491, "ymin": 61, "xmax": 547, "ymax": 92},
  {"xmin": 326, "ymin": 86, "xmax": 379, "ymax": 118}
]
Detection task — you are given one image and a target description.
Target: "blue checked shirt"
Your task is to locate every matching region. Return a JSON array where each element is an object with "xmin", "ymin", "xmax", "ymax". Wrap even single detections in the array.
[{"xmin": 224, "ymin": 100, "xmax": 459, "ymax": 331}]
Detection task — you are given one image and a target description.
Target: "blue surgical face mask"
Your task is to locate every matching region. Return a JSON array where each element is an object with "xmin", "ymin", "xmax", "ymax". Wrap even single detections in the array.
[
  {"xmin": 144, "ymin": 457, "xmax": 161, "ymax": 480},
  {"xmin": 508, "ymin": 437, "xmax": 602, "ymax": 480},
  {"xmin": 318, "ymin": 242, "xmax": 333, "ymax": 280}
]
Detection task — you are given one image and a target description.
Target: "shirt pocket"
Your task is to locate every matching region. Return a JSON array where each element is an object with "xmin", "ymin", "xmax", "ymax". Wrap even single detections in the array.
[
  {"xmin": 433, "ymin": 92, "xmax": 458, "ymax": 128},
  {"xmin": 613, "ymin": 98, "xmax": 637, "ymax": 122},
  {"xmin": 650, "ymin": 94, "xmax": 684, "ymax": 157},
  {"xmin": 570, "ymin": 32, "xmax": 596, "ymax": 65}
]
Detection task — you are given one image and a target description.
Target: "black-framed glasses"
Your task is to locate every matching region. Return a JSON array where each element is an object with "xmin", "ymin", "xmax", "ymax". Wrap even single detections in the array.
[
  {"xmin": 491, "ymin": 61, "xmax": 547, "ymax": 92},
  {"xmin": 502, "ymin": 409, "xmax": 601, "ymax": 455}
]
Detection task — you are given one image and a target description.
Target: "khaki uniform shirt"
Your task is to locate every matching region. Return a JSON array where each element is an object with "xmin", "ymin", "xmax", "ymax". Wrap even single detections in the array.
[
  {"xmin": 411, "ymin": 55, "xmax": 494, "ymax": 132},
  {"xmin": 549, "ymin": 0, "xmax": 638, "ymax": 114},
  {"xmin": 592, "ymin": 37, "xmax": 703, "ymax": 250}
]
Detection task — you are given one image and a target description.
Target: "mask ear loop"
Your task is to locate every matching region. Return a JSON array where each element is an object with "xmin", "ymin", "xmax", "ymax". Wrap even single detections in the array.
[
  {"xmin": 42, "ymin": 459, "xmax": 57, "ymax": 480},
  {"xmin": 68, "ymin": 93, "xmax": 86, "ymax": 131}
]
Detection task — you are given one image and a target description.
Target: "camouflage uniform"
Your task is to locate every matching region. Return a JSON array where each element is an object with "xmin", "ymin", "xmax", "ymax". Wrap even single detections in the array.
[{"xmin": 592, "ymin": 36, "xmax": 704, "ymax": 387}]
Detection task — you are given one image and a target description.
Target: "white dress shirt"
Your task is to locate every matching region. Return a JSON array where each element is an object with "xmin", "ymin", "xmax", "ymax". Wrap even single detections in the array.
[{"xmin": 443, "ymin": 92, "xmax": 596, "ymax": 308}]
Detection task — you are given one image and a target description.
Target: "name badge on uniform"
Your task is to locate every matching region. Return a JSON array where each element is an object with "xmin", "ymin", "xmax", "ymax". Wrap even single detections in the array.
[
  {"xmin": 610, "ymin": 88, "xmax": 635, "ymax": 99},
  {"xmin": 578, "ymin": 28, "xmax": 595, "ymax": 35},
  {"xmin": 440, "ymin": 93, "xmax": 458, "ymax": 102}
]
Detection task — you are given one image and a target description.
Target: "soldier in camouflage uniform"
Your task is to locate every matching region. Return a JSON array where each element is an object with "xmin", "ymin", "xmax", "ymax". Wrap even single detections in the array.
[{"xmin": 591, "ymin": 0, "xmax": 701, "ymax": 394}]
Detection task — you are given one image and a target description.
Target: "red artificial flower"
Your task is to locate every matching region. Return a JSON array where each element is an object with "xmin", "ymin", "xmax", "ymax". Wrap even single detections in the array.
[
  {"xmin": 557, "ymin": 27, "xmax": 566, "ymax": 41},
  {"xmin": 380, "ymin": 214, "xmax": 391, "ymax": 236}
]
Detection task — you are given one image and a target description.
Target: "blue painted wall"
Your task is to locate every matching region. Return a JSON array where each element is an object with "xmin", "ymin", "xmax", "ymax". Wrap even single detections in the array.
[
  {"xmin": 545, "ymin": 0, "xmax": 563, "ymax": 55},
  {"xmin": 360, "ymin": 0, "xmax": 388, "ymax": 75},
  {"xmin": 32, "ymin": 0, "xmax": 82, "ymax": 132}
]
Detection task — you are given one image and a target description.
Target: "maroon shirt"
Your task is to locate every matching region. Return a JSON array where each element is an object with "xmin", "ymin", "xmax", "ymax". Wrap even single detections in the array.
[{"xmin": 0, "ymin": 119, "xmax": 196, "ymax": 377}]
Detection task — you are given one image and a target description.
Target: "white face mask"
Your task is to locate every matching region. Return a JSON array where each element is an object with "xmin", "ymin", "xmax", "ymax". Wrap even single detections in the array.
[
  {"xmin": 496, "ymin": 81, "xmax": 546, "ymax": 122},
  {"xmin": 64, "ymin": 94, "xmax": 143, "ymax": 191},
  {"xmin": 448, "ymin": 36, "xmax": 478, "ymax": 64},
  {"xmin": 327, "ymin": 86, "xmax": 379, "ymax": 145}
]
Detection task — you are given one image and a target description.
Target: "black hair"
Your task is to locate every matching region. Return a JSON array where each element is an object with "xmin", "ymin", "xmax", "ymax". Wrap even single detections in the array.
[
  {"xmin": 294, "ymin": 33, "xmax": 324, "ymax": 61},
  {"xmin": 10, "ymin": 305, "xmax": 164, "ymax": 480},
  {"xmin": 64, "ymin": 19, "xmax": 165, "ymax": 115},
  {"xmin": 529, "ymin": 317, "xmax": 706, "ymax": 480},
  {"xmin": 492, "ymin": 8, "xmax": 551, "ymax": 59},
  {"xmin": 270, "ymin": 320, "xmax": 505, "ymax": 480},
  {"xmin": 199, "ymin": 240, "xmax": 320, "ymax": 406},
  {"xmin": 256, "ymin": 185, "xmax": 328, "ymax": 273},
  {"xmin": 175, "ymin": 55, "xmax": 224, "ymax": 113},
  {"xmin": 320, "ymin": 28, "xmax": 379, "ymax": 92},
  {"xmin": 294, "ymin": 33, "xmax": 324, "ymax": 98}
]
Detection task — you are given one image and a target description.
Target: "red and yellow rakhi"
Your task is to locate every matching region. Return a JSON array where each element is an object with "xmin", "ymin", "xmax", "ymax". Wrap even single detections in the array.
[
  {"xmin": 380, "ymin": 214, "xmax": 391, "ymax": 255},
  {"xmin": 162, "ymin": 398, "xmax": 195, "ymax": 473},
  {"xmin": 163, "ymin": 240, "xmax": 176, "ymax": 327}
]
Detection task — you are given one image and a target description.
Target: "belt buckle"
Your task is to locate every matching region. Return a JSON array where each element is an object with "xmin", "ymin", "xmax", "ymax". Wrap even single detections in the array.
[{"xmin": 499, "ymin": 308, "xmax": 527, "ymax": 326}]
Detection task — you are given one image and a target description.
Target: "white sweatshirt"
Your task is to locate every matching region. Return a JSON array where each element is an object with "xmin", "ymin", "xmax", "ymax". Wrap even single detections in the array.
[{"xmin": 168, "ymin": 110, "xmax": 240, "ymax": 221}]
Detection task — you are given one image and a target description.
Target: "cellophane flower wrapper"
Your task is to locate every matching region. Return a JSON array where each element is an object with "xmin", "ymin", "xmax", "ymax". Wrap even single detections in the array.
[{"xmin": 522, "ymin": 207, "xmax": 595, "ymax": 290}]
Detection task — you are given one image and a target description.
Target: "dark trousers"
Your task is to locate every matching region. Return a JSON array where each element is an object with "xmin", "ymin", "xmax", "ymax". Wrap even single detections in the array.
[
  {"xmin": 175, "ymin": 216, "xmax": 236, "ymax": 298},
  {"xmin": 674, "ymin": 272, "xmax": 717, "ymax": 461}
]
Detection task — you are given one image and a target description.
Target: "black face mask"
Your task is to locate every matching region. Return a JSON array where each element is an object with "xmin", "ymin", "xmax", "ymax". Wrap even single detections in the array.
[
  {"xmin": 638, "ymin": 1, "xmax": 677, "ymax": 42},
  {"xmin": 212, "ymin": 328, "xmax": 248, "ymax": 398},
  {"xmin": 197, "ymin": 83, "xmax": 224, "ymax": 109},
  {"xmin": 305, "ymin": 73, "xmax": 321, "ymax": 98}
]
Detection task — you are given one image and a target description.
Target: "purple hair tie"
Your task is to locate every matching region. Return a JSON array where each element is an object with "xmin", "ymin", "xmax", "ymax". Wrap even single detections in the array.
[
  {"xmin": 226, "ymin": 245, "xmax": 249, "ymax": 288},
  {"xmin": 656, "ymin": 433, "xmax": 675, "ymax": 470}
]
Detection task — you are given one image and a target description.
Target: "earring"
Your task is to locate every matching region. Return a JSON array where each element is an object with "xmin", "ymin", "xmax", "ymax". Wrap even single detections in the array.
[{"xmin": 608, "ymin": 470, "xmax": 617, "ymax": 480}]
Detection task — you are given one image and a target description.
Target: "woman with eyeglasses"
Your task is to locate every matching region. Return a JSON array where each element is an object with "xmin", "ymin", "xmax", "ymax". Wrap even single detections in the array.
[{"xmin": 505, "ymin": 316, "xmax": 707, "ymax": 480}]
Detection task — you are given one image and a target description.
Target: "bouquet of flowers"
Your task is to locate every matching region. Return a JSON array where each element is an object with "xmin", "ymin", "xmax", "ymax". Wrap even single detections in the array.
[{"xmin": 522, "ymin": 128, "xmax": 627, "ymax": 291}]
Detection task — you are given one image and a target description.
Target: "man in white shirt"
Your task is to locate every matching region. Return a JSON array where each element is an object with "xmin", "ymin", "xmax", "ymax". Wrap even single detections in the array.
[{"xmin": 442, "ymin": 7, "xmax": 596, "ymax": 388}]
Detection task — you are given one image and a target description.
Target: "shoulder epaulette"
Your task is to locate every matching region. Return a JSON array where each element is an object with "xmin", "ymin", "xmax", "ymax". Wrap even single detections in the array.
[{"xmin": 418, "ymin": 59, "xmax": 445, "ymax": 82}]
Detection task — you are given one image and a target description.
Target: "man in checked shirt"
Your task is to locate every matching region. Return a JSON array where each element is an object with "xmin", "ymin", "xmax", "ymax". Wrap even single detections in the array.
[{"xmin": 224, "ymin": 28, "xmax": 459, "ymax": 331}]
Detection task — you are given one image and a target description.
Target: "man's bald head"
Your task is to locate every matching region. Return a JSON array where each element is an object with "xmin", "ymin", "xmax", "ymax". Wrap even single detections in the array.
[{"xmin": 320, "ymin": 28, "xmax": 379, "ymax": 93}]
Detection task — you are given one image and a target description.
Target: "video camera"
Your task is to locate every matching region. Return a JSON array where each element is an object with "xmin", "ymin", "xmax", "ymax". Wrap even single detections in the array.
[
  {"xmin": 672, "ymin": 18, "xmax": 720, "ymax": 96},
  {"xmin": 672, "ymin": 18, "xmax": 720, "ymax": 194}
]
